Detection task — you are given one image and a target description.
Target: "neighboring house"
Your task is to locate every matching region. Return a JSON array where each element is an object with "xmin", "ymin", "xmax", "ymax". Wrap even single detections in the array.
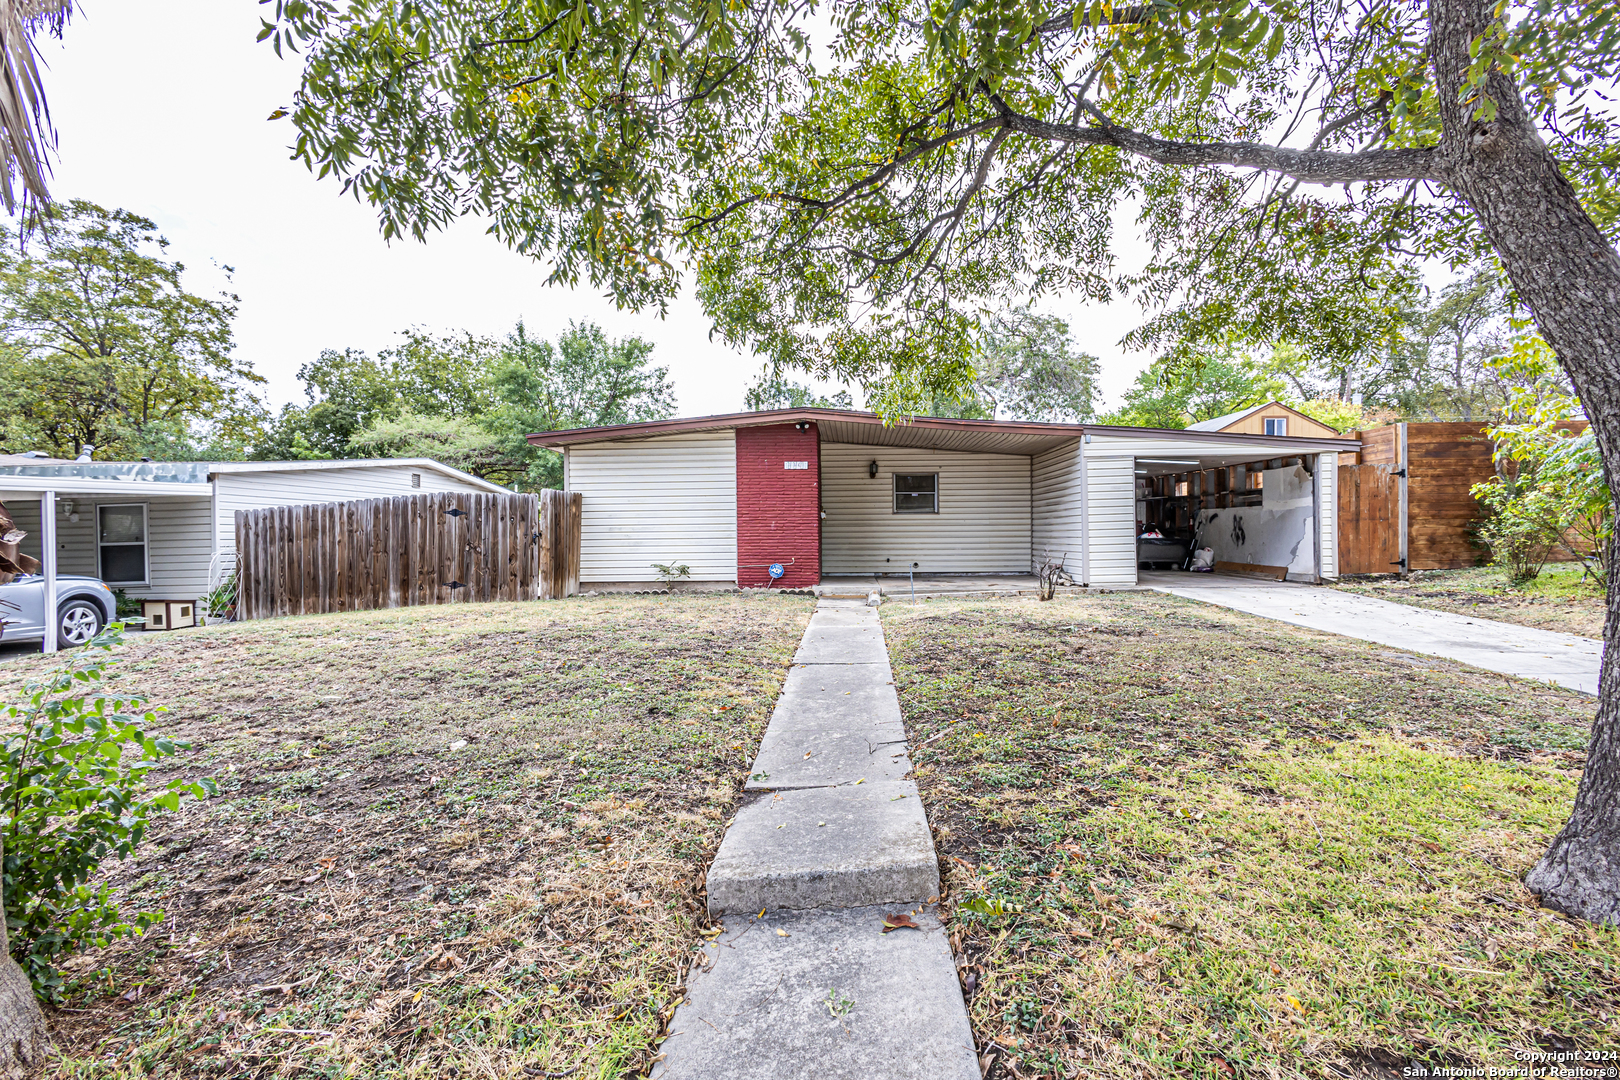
[
  {"xmin": 1188, "ymin": 401, "xmax": 1345, "ymax": 440},
  {"xmin": 528, "ymin": 409, "xmax": 1357, "ymax": 590},
  {"xmin": 0, "ymin": 458, "xmax": 509, "ymax": 607}
]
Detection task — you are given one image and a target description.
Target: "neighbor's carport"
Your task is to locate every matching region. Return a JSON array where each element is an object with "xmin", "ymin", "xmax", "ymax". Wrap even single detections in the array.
[{"xmin": 0, "ymin": 474, "xmax": 212, "ymax": 653}]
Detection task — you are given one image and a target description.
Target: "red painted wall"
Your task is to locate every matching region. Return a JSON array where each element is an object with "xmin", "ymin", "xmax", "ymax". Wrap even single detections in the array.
[{"xmin": 735, "ymin": 424, "xmax": 820, "ymax": 588}]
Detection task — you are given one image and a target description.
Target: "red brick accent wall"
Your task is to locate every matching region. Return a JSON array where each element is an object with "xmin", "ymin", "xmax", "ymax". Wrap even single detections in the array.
[{"xmin": 735, "ymin": 424, "xmax": 820, "ymax": 588}]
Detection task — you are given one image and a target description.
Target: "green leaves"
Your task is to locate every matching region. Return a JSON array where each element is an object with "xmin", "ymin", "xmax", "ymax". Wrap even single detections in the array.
[
  {"xmin": 1, "ymin": 626, "xmax": 213, "ymax": 999},
  {"xmin": 268, "ymin": 0, "xmax": 1619, "ymax": 414},
  {"xmin": 0, "ymin": 199, "xmax": 264, "ymax": 460}
]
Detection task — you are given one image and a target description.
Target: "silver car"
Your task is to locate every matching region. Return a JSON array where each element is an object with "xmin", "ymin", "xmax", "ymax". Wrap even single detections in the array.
[{"xmin": 0, "ymin": 575, "xmax": 116, "ymax": 648}]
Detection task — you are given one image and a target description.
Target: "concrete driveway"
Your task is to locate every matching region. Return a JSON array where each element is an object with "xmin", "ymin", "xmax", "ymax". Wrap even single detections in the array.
[{"xmin": 1143, "ymin": 571, "xmax": 1603, "ymax": 695}]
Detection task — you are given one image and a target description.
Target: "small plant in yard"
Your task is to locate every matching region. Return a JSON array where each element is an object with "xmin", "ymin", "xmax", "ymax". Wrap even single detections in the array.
[
  {"xmin": 199, "ymin": 570, "xmax": 238, "ymax": 621},
  {"xmin": 1035, "ymin": 549, "xmax": 1067, "ymax": 601},
  {"xmin": 110, "ymin": 590, "xmax": 143, "ymax": 620},
  {"xmin": 651, "ymin": 561, "xmax": 692, "ymax": 592},
  {"xmin": 1, "ymin": 627, "xmax": 213, "ymax": 999}
]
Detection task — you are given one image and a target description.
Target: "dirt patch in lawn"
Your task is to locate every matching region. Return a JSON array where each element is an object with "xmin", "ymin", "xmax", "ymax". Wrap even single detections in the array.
[
  {"xmin": 1335, "ymin": 564, "xmax": 1606, "ymax": 638},
  {"xmin": 1, "ymin": 594, "xmax": 812, "ymax": 1080},
  {"xmin": 883, "ymin": 593, "xmax": 1615, "ymax": 1080}
]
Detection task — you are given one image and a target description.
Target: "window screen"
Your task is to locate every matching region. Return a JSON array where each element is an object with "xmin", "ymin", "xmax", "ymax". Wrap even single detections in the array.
[
  {"xmin": 893, "ymin": 473, "xmax": 938, "ymax": 514},
  {"xmin": 1264, "ymin": 417, "xmax": 1287, "ymax": 436},
  {"xmin": 98, "ymin": 504, "xmax": 148, "ymax": 584}
]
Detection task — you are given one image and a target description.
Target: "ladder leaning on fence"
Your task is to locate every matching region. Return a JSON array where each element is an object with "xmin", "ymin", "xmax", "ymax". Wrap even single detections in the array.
[{"xmin": 202, "ymin": 550, "xmax": 241, "ymax": 623}]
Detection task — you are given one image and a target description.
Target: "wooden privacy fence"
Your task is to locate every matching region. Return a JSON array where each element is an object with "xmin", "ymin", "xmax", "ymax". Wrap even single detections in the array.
[{"xmin": 234, "ymin": 489, "xmax": 581, "ymax": 620}]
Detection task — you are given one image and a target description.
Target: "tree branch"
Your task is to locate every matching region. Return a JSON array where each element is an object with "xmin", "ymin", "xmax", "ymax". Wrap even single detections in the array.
[{"xmin": 1000, "ymin": 108, "xmax": 1440, "ymax": 183}]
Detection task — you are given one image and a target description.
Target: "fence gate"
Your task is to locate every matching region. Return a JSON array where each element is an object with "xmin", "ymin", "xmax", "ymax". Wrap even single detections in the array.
[
  {"xmin": 1336, "ymin": 464, "xmax": 1402, "ymax": 575},
  {"xmin": 235, "ymin": 489, "xmax": 581, "ymax": 620}
]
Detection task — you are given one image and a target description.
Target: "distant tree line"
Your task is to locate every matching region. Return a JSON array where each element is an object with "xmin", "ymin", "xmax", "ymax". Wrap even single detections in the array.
[{"xmin": 0, "ymin": 201, "xmax": 676, "ymax": 487}]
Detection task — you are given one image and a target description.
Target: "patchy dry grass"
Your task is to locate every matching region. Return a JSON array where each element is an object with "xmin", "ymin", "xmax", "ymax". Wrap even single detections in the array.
[
  {"xmin": 1336, "ymin": 564, "xmax": 1606, "ymax": 638},
  {"xmin": 0, "ymin": 594, "xmax": 812, "ymax": 1079},
  {"xmin": 882, "ymin": 593, "xmax": 1616, "ymax": 1080}
]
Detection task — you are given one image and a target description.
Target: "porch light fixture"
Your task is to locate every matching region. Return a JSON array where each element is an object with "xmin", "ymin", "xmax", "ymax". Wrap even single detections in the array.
[
  {"xmin": 794, "ymin": 420, "xmax": 810, "ymax": 432},
  {"xmin": 868, "ymin": 460, "xmax": 879, "ymax": 479}
]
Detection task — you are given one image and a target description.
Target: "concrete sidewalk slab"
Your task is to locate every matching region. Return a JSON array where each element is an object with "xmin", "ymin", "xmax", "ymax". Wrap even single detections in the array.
[
  {"xmin": 1154, "ymin": 582, "xmax": 1602, "ymax": 694},
  {"xmin": 804, "ymin": 606, "xmax": 882, "ymax": 627},
  {"xmin": 652, "ymin": 904, "xmax": 979, "ymax": 1080},
  {"xmin": 764, "ymin": 665, "xmax": 904, "ymax": 732},
  {"xmin": 793, "ymin": 624, "xmax": 890, "ymax": 665},
  {"xmin": 706, "ymin": 781, "xmax": 939, "ymax": 915},
  {"xmin": 745, "ymin": 726, "xmax": 911, "ymax": 790}
]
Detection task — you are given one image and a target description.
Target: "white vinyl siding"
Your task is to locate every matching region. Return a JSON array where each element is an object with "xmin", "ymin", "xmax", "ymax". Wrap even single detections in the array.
[
  {"xmin": 1031, "ymin": 440, "xmax": 1085, "ymax": 576},
  {"xmin": 1316, "ymin": 451, "xmax": 1338, "ymax": 579},
  {"xmin": 10, "ymin": 495, "xmax": 215, "ymax": 600},
  {"xmin": 566, "ymin": 433, "xmax": 738, "ymax": 583},
  {"xmin": 821, "ymin": 444, "xmax": 1030, "ymax": 574},
  {"xmin": 1085, "ymin": 455, "xmax": 1137, "ymax": 587},
  {"xmin": 214, "ymin": 465, "xmax": 488, "ymax": 556}
]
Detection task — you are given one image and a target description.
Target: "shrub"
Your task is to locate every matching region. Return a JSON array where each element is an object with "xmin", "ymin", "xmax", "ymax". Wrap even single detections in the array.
[
  {"xmin": 1, "ymin": 627, "xmax": 213, "ymax": 999},
  {"xmin": 1471, "ymin": 481, "xmax": 1565, "ymax": 585},
  {"xmin": 110, "ymin": 589, "xmax": 143, "ymax": 619},
  {"xmin": 651, "ymin": 561, "xmax": 692, "ymax": 592}
]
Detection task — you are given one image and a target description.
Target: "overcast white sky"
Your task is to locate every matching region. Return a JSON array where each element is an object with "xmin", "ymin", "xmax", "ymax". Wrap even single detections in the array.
[{"xmin": 31, "ymin": 0, "xmax": 1157, "ymax": 417}]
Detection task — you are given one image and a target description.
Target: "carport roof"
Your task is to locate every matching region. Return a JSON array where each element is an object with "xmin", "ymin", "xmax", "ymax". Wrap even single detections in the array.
[{"xmin": 528, "ymin": 408, "xmax": 1359, "ymax": 457}]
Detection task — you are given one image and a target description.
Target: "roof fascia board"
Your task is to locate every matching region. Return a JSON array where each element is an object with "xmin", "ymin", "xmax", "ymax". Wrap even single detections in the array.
[
  {"xmin": 529, "ymin": 408, "xmax": 1361, "ymax": 453},
  {"xmin": 0, "ymin": 477, "xmax": 211, "ymax": 496}
]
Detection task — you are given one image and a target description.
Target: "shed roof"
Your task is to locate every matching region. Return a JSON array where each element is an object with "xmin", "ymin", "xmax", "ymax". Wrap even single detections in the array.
[
  {"xmin": 1186, "ymin": 400, "xmax": 1340, "ymax": 435},
  {"xmin": 1186, "ymin": 404, "xmax": 1269, "ymax": 432}
]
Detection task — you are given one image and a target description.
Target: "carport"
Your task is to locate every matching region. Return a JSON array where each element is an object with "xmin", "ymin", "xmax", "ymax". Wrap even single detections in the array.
[
  {"xmin": 1133, "ymin": 449, "xmax": 1332, "ymax": 583},
  {"xmin": 0, "ymin": 473, "xmax": 209, "ymax": 653}
]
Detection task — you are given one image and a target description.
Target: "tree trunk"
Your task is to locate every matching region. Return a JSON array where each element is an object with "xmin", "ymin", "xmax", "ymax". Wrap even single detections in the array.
[
  {"xmin": 0, "ymin": 839, "xmax": 46, "ymax": 1078},
  {"xmin": 1427, "ymin": 0, "xmax": 1620, "ymax": 921}
]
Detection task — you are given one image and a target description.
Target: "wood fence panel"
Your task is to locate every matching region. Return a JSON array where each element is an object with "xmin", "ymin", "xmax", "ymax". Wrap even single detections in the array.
[
  {"xmin": 565, "ymin": 491, "xmax": 581, "ymax": 597},
  {"xmin": 538, "ymin": 491, "xmax": 556, "ymax": 600},
  {"xmin": 233, "ymin": 490, "xmax": 567, "ymax": 619},
  {"xmin": 1337, "ymin": 464, "xmax": 1402, "ymax": 575},
  {"xmin": 1406, "ymin": 422, "xmax": 1493, "ymax": 570}
]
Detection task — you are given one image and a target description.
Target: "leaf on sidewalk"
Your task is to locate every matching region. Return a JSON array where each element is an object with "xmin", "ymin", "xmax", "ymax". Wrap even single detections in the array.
[{"xmin": 882, "ymin": 912, "xmax": 921, "ymax": 933}]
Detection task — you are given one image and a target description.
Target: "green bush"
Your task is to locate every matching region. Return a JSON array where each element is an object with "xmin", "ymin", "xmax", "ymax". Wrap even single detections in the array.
[
  {"xmin": 1472, "ymin": 481, "xmax": 1566, "ymax": 585},
  {"xmin": 110, "ymin": 589, "xmax": 143, "ymax": 619},
  {"xmin": 1, "ymin": 627, "xmax": 213, "ymax": 999}
]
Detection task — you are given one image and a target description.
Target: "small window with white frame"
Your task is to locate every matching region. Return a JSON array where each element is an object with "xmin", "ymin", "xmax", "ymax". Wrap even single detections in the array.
[
  {"xmin": 97, "ymin": 503, "xmax": 149, "ymax": 585},
  {"xmin": 893, "ymin": 473, "xmax": 938, "ymax": 514},
  {"xmin": 1264, "ymin": 417, "xmax": 1288, "ymax": 436}
]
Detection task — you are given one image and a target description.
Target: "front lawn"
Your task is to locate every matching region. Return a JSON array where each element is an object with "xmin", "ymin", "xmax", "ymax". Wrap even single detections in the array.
[
  {"xmin": 2, "ymin": 595, "xmax": 812, "ymax": 1079},
  {"xmin": 1335, "ymin": 564, "xmax": 1605, "ymax": 638},
  {"xmin": 884, "ymin": 594, "xmax": 1614, "ymax": 1080}
]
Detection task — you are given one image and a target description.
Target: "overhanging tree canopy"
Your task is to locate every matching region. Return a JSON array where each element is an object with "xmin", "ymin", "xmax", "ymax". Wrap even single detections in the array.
[{"xmin": 269, "ymin": 0, "xmax": 1620, "ymax": 921}]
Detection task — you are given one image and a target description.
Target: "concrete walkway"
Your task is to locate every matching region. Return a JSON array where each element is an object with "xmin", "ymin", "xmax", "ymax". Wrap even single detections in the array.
[
  {"xmin": 1149, "ymin": 577, "xmax": 1603, "ymax": 695},
  {"xmin": 653, "ymin": 600, "xmax": 977, "ymax": 1080}
]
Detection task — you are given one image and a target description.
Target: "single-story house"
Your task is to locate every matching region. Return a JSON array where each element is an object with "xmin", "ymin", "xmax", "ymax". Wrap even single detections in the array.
[
  {"xmin": 1187, "ymin": 401, "xmax": 1345, "ymax": 440},
  {"xmin": 0, "ymin": 457, "xmax": 508, "ymax": 609},
  {"xmin": 528, "ymin": 409, "xmax": 1358, "ymax": 590}
]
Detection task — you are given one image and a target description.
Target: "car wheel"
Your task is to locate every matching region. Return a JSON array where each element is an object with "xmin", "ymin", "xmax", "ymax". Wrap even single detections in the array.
[{"xmin": 57, "ymin": 600, "xmax": 103, "ymax": 649}]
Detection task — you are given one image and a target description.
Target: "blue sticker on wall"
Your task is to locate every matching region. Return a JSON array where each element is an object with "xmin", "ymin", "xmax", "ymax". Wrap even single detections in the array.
[{"xmin": 768, "ymin": 563, "xmax": 785, "ymax": 579}]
